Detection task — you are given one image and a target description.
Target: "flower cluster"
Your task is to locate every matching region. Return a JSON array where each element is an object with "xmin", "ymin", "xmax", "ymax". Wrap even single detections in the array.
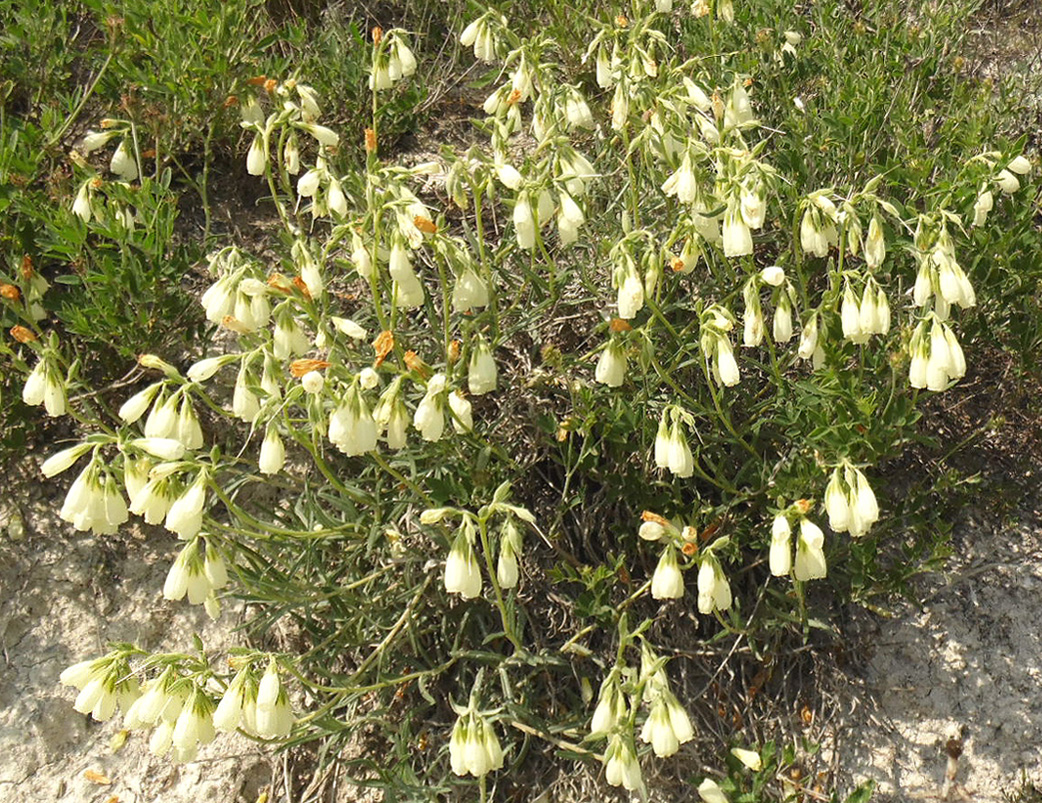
[
  {"xmin": 654, "ymin": 407, "xmax": 695, "ymax": 478},
  {"xmin": 769, "ymin": 510, "xmax": 827, "ymax": 581},
  {"xmin": 62, "ymin": 650, "xmax": 295, "ymax": 764},
  {"xmin": 908, "ymin": 316, "xmax": 967, "ymax": 391},
  {"xmin": 422, "ymin": 492, "xmax": 534, "ymax": 600},
  {"xmin": 824, "ymin": 464, "xmax": 879, "ymax": 537},
  {"xmin": 840, "ymin": 279, "xmax": 890, "ymax": 344},
  {"xmin": 589, "ymin": 644, "xmax": 695, "ymax": 793},
  {"xmin": 163, "ymin": 538, "xmax": 229, "ymax": 618},
  {"xmin": 449, "ymin": 700, "xmax": 504, "ymax": 778},
  {"xmin": 638, "ymin": 644, "xmax": 694, "ymax": 758},
  {"xmin": 59, "ymin": 650, "xmax": 140, "ymax": 723},
  {"xmin": 22, "ymin": 352, "xmax": 67, "ymax": 417}
]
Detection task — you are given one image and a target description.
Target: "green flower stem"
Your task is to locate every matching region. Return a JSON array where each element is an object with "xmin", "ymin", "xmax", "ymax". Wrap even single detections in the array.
[
  {"xmin": 477, "ymin": 516, "xmax": 524, "ymax": 654},
  {"xmin": 469, "ymin": 182, "xmax": 501, "ymax": 340},
  {"xmin": 262, "ymin": 133, "xmax": 293, "ymax": 232},
  {"xmin": 296, "ymin": 658, "xmax": 459, "ymax": 722},
  {"xmin": 700, "ymin": 356, "xmax": 759, "ymax": 460},
  {"xmin": 368, "ymin": 450, "xmax": 431, "ymax": 505}
]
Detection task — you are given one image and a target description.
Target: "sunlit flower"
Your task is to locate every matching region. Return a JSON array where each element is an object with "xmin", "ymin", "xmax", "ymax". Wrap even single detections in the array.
[
  {"xmin": 794, "ymin": 518, "xmax": 827, "ymax": 580},
  {"xmin": 697, "ymin": 553, "xmax": 732, "ymax": 614},
  {"xmin": 604, "ymin": 733, "xmax": 644, "ymax": 792},
  {"xmin": 513, "ymin": 193, "xmax": 536, "ymax": 250},
  {"xmin": 666, "ymin": 420, "xmax": 694, "ymax": 478},
  {"xmin": 769, "ymin": 514, "xmax": 792, "ymax": 576},
  {"xmin": 449, "ymin": 706, "xmax": 504, "ymax": 777},
  {"xmin": 414, "ymin": 373, "xmax": 447, "ymax": 441},
  {"xmin": 445, "ymin": 522, "xmax": 481, "ymax": 599},
  {"xmin": 698, "ymin": 778, "xmax": 730, "ymax": 803},
  {"xmin": 329, "ymin": 386, "xmax": 378, "ymax": 456},
  {"xmin": 590, "ymin": 669, "xmax": 627, "ymax": 735},
  {"xmin": 255, "ymin": 431, "xmax": 283, "ymax": 474},
  {"xmin": 651, "ymin": 545, "xmax": 684, "ymax": 600},
  {"xmin": 165, "ymin": 476, "xmax": 207, "ymax": 539},
  {"xmin": 246, "ymin": 134, "xmax": 267, "ymax": 177},
  {"xmin": 468, "ymin": 338, "xmax": 497, "ymax": 395},
  {"xmin": 595, "ymin": 341, "xmax": 627, "ymax": 387}
]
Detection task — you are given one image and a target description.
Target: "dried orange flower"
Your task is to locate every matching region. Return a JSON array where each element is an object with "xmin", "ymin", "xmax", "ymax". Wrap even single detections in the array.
[
  {"xmin": 413, "ymin": 215, "xmax": 437, "ymax": 234},
  {"xmin": 365, "ymin": 128, "xmax": 377, "ymax": 153},
  {"xmin": 615, "ymin": 14, "xmax": 629, "ymax": 27},
  {"xmin": 290, "ymin": 358, "xmax": 331, "ymax": 377},
  {"xmin": 372, "ymin": 26, "xmax": 383, "ymax": 45},
  {"xmin": 1, "ymin": 284, "xmax": 21, "ymax": 301},
  {"xmin": 20, "ymin": 254, "xmax": 33, "ymax": 278},
  {"xmin": 247, "ymin": 75, "xmax": 268, "ymax": 86},
  {"xmin": 404, "ymin": 350, "xmax": 430, "ymax": 377},
  {"xmin": 223, "ymin": 95, "xmax": 239, "ymax": 108},
  {"xmin": 670, "ymin": 256, "xmax": 686, "ymax": 272},
  {"xmin": 447, "ymin": 339, "xmax": 461, "ymax": 364},
  {"xmin": 506, "ymin": 89, "xmax": 523, "ymax": 106},
  {"xmin": 681, "ymin": 542, "xmax": 699, "ymax": 557},
  {"xmin": 373, "ymin": 330, "xmax": 395, "ymax": 368},
  {"xmin": 267, "ymin": 273, "xmax": 293, "ymax": 293},
  {"xmin": 10, "ymin": 325, "xmax": 36, "ymax": 343},
  {"xmin": 292, "ymin": 276, "xmax": 312, "ymax": 300},
  {"xmin": 263, "ymin": 78, "xmax": 278, "ymax": 94},
  {"xmin": 609, "ymin": 318, "xmax": 632, "ymax": 333},
  {"xmin": 641, "ymin": 510, "xmax": 669, "ymax": 526},
  {"xmin": 794, "ymin": 498, "xmax": 814, "ymax": 515}
]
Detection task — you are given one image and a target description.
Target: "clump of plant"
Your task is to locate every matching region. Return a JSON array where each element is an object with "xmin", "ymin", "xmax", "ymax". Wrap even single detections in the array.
[{"xmin": 5, "ymin": 0, "xmax": 1037, "ymax": 800}]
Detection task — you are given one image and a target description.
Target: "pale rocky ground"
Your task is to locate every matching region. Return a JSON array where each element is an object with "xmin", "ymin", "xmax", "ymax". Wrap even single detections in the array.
[
  {"xmin": 834, "ymin": 500, "xmax": 1042, "ymax": 801},
  {"xmin": 0, "ymin": 472, "xmax": 274, "ymax": 803}
]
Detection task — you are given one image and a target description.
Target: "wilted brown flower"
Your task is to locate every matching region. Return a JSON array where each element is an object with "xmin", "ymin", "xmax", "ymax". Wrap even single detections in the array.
[{"xmin": 290, "ymin": 358, "xmax": 331, "ymax": 377}]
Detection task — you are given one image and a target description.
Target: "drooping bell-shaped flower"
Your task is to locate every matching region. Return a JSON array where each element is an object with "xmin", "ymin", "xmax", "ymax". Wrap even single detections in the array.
[
  {"xmin": 513, "ymin": 193, "xmax": 536, "ymax": 250},
  {"xmin": 445, "ymin": 521, "xmax": 481, "ymax": 599},
  {"xmin": 794, "ymin": 518, "xmax": 827, "ymax": 580},
  {"xmin": 769, "ymin": 514, "xmax": 792, "ymax": 576},
  {"xmin": 604, "ymin": 733, "xmax": 644, "ymax": 792},
  {"xmin": 697, "ymin": 553, "xmax": 732, "ymax": 614},
  {"xmin": 651, "ymin": 545, "xmax": 685, "ymax": 600},
  {"xmin": 414, "ymin": 373, "xmax": 447, "ymax": 441},
  {"xmin": 329, "ymin": 385, "xmax": 378, "ymax": 456},
  {"xmin": 594, "ymin": 341, "xmax": 627, "ymax": 387},
  {"xmin": 666, "ymin": 420, "xmax": 694, "ymax": 478},
  {"xmin": 468, "ymin": 338, "xmax": 497, "ymax": 395}
]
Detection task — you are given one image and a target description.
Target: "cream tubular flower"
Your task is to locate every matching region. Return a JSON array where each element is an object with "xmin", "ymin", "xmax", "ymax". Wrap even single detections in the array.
[
  {"xmin": 794, "ymin": 518, "xmax": 827, "ymax": 580},
  {"xmin": 445, "ymin": 522, "xmax": 481, "ymax": 599},
  {"xmin": 769, "ymin": 514, "xmax": 792, "ymax": 576},
  {"xmin": 651, "ymin": 545, "xmax": 685, "ymax": 600},
  {"xmin": 594, "ymin": 341, "xmax": 627, "ymax": 387}
]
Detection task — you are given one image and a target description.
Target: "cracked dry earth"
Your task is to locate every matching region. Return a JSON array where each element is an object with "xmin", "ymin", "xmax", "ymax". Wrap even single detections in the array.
[{"xmin": 836, "ymin": 500, "xmax": 1042, "ymax": 801}]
